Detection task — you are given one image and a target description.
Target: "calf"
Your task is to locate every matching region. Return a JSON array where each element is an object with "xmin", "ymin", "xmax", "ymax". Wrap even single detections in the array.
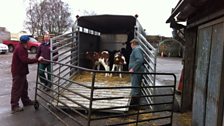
[
  {"xmin": 85, "ymin": 51, "xmax": 110, "ymax": 76},
  {"xmin": 85, "ymin": 51, "xmax": 100, "ymax": 70},
  {"xmin": 110, "ymin": 52, "xmax": 126, "ymax": 78}
]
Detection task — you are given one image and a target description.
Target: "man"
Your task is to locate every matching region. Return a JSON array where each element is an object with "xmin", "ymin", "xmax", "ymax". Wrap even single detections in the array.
[
  {"xmin": 36, "ymin": 32, "xmax": 58, "ymax": 91},
  {"xmin": 128, "ymin": 39, "xmax": 144, "ymax": 106},
  {"xmin": 11, "ymin": 35, "xmax": 40, "ymax": 114}
]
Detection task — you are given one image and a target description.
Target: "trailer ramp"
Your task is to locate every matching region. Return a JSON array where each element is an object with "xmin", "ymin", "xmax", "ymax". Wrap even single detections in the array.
[{"xmin": 52, "ymin": 72, "xmax": 132, "ymax": 113}]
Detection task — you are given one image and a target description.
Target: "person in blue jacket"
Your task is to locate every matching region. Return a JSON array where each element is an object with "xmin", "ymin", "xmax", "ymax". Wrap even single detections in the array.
[{"xmin": 128, "ymin": 39, "xmax": 144, "ymax": 106}]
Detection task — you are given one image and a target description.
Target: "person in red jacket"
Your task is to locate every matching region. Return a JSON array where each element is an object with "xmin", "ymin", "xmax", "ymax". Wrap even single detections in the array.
[{"xmin": 10, "ymin": 35, "xmax": 40, "ymax": 114}]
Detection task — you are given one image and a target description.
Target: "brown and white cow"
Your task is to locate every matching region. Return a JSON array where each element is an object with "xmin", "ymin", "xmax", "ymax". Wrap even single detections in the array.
[
  {"xmin": 110, "ymin": 52, "xmax": 126, "ymax": 78},
  {"xmin": 85, "ymin": 51, "xmax": 100, "ymax": 69},
  {"xmin": 85, "ymin": 51, "xmax": 110, "ymax": 76}
]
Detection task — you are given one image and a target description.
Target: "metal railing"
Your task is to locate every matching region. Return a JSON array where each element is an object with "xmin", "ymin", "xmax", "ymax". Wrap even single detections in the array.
[
  {"xmin": 135, "ymin": 29, "xmax": 158, "ymax": 110},
  {"xmin": 35, "ymin": 57, "xmax": 176, "ymax": 126}
]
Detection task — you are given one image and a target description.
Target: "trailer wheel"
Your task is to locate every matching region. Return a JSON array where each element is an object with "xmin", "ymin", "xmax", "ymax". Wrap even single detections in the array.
[{"xmin": 34, "ymin": 101, "xmax": 39, "ymax": 110}]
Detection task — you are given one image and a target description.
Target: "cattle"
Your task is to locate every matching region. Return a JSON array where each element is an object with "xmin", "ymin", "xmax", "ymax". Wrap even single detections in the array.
[
  {"xmin": 85, "ymin": 51, "xmax": 110, "ymax": 76},
  {"xmin": 85, "ymin": 51, "xmax": 100, "ymax": 69},
  {"xmin": 110, "ymin": 52, "xmax": 126, "ymax": 78}
]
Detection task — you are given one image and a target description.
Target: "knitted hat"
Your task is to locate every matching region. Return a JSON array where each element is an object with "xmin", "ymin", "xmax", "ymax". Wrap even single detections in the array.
[{"xmin": 20, "ymin": 35, "xmax": 30, "ymax": 43}]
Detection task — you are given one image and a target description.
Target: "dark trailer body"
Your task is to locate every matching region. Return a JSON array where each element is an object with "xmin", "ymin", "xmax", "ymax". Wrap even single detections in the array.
[{"xmin": 75, "ymin": 15, "xmax": 147, "ymax": 70}]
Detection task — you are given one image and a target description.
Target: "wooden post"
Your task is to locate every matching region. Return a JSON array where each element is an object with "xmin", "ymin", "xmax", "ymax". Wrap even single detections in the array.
[{"xmin": 180, "ymin": 28, "xmax": 197, "ymax": 112}]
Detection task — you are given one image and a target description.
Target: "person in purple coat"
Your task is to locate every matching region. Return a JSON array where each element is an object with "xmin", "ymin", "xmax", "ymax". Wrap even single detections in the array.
[
  {"xmin": 36, "ymin": 32, "xmax": 58, "ymax": 91},
  {"xmin": 11, "ymin": 35, "xmax": 40, "ymax": 114}
]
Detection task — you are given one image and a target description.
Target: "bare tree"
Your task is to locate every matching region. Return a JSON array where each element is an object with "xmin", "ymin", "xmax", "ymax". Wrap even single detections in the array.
[{"xmin": 25, "ymin": 0, "xmax": 73, "ymax": 36}]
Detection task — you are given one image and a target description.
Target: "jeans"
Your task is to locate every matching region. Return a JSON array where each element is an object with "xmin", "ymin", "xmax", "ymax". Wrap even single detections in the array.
[
  {"xmin": 131, "ymin": 73, "xmax": 143, "ymax": 97},
  {"xmin": 38, "ymin": 63, "xmax": 51, "ymax": 87}
]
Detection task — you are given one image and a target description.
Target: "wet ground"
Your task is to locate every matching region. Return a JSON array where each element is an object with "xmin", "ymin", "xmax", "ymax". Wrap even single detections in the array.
[
  {"xmin": 0, "ymin": 53, "xmax": 62, "ymax": 126},
  {"xmin": 0, "ymin": 53, "xmax": 191, "ymax": 126}
]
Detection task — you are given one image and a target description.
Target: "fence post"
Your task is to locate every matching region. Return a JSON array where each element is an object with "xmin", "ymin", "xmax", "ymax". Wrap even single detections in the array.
[{"xmin": 87, "ymin": 72, "xmax": 96, "ymax": 126}]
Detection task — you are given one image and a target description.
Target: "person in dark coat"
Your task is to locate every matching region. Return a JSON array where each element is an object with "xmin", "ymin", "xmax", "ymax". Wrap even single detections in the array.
[
  {"xmin": 10, "ymin": 35, "xmax": 39, "ymax": 114},
  {"xmin": 128, "ymin": 39, "xmax": 144, "ymax": 106},
  {"xmin": 36, "ymin": 32, "xmax": 58, "ymax": 91}
]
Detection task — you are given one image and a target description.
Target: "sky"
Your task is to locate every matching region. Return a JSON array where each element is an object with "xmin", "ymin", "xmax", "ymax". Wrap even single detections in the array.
[{"xmin": 0, "ymin": 0, "xmax": 178, "ymax": 37}]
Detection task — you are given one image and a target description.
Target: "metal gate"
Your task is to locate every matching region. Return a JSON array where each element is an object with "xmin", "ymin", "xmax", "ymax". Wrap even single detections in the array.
[{"xmin": 35, "ymin": 63, "xmax": 176, "ymax": 126}]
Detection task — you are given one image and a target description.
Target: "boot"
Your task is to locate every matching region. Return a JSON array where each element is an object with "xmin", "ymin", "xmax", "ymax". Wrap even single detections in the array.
[
  {"xmin": 11, "ymin": 106, "xmax": 24, "ymax": 114},
  {"xmin": 129, "ymin": 97, "xmax": 140, "ymax": 110},
  {"xmin": 130, "ymin": 97, "xmax": 140, "ymax": 105}
]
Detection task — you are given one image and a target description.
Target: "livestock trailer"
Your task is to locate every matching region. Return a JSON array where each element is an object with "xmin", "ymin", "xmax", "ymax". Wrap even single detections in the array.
[{"xmin": 34, "ymin": 14, "xmax": 176, "ymax": 126}]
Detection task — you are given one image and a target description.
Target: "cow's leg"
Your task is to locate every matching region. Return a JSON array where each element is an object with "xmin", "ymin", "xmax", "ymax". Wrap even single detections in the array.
[
  {"xmin": 119, "ymin": 65, "xmax": 122, "ymax": 78},
  {"xmin": 99, "ymin": 58, "xmax": 110, "ymax": 77},
  {"xmin": 96, "ymin": 64, "xmax": 100, "ymax": 70},
  {"xmin": 105, "ymin": 65, "xmax": 110, "ymax": 77},
  {"xmin": 110, "ymin": 64, "xmax": 115, "ymax": 77},
  {"xmin": 90, "ymin": 62, "xmax": 95, "ymax": 74},
  {"xmin": 103, "ymin": 64, "xmax": 109, "ymax": 77},
  {"xmin": 105, "ymin": 60, "xmax": 110, "ymax": 77}
]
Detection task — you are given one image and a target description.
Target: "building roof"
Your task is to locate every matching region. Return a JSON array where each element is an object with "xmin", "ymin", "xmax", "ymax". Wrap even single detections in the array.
[{"xmin": 166, "ymin": 0, "xmax": 209, "ymax": 23}]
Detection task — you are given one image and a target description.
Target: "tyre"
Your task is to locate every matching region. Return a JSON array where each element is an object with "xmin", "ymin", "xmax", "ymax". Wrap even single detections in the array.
[
  {"xmin": 30, "ymin": 47, "xmax": 37, "ymax": 54},
  {"xmin": 8, "ymin": 45, "xmax": 14, "ymax": 52},
  {"xmin": 34, "ymin": 100, "xmax": 39, "ymax": 110}
]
